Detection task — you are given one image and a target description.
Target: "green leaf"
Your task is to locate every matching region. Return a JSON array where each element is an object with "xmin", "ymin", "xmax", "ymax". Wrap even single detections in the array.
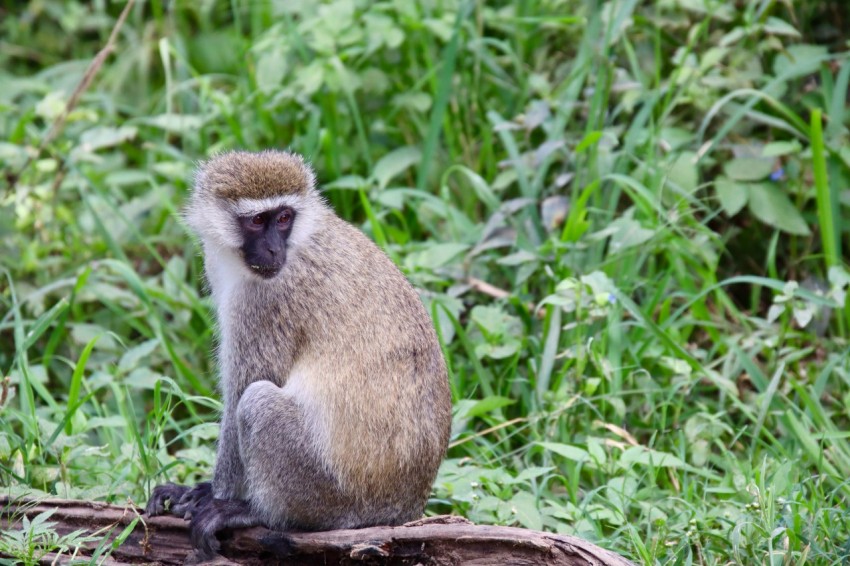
[
  {"xmin": 763, "ymin": 16, "xmax": 801, "ymax": 37},
  {"xmin": 372, "ymin": 146, "xmax": 421, "ymax": 189},
  {"xmin": 423, "ymin": 17, "xmax": 453, "ymax": 41},
  {"xmin": 575, "ymin": 131, "xmax": 602, "ymax": 153},
  {"xmin": 0, "ymin": 435, "xmax": 11, "ymax": 459},
  {"xmin": 723, "ymin": 157, "xmax": 773, "ymax": 181},
  {"xmin": 125, "ymin": 367, "xmax": 168, "ymax": 389},
  {"xmin": 65, "ymin": 336, "xmax": 99, "ymax": 435},
  {"xmin": 747, "ymin": 183, "xmax": 811, "ymax": 236},
  {"xmin": 762, "ymin": 140, "xmax": 802, "ymax": 157},
  {"xmin": 512, "ymin": 466, "xmax": 555, "ymax": 484},
  {"xmin": 112, "ymin": 517, "xmax": 141, "ymax": 549},
  {"xmin": 470, "ymin": 305, "xmax": 512, "ymax": 336},
  {"xmin": 538, "ymin": 442, "xmax": 590, "ymax": 463},
  {"xmin": 21, "ymin": 298, "xmax": 69, "ymax": 352},
  {"xmin": 811, "ymin": 108, "xmax": 839, "ymax": 267},
  {"xmin": 392, "ymin": 92, "xmax": 432, "ymax": 113},
  {"xmin": 600, "ymin": 217, "xmax": 654, "ymax": 253},
  {"xmin": 839, "ymin": 146, "xmax": 850, "ymax": 170},
  {"xmin": 773, "ymin": 44, "xmax": 829, "ymax": 78},
  {"xmin": 828, "ymin": 266, "xmax": 850, "ymax": 289},
  {"xmin": 78, "ymin": 126, "xmax": 137, "ymax": 152},
  {"xmin": 497, "ymin": 250, "xmax": 537, "ymax": 266},
  {"xmin": 255, "ymin": 47, "xmax": 288, "ymax": 93},
  {"xmin": 715, "ymin": 176, "xmax": 748, "ymax": 216},
  {"xmin": 406, "ymin": 243, "xmax": 469, "ymax": 270},
  {"xmin": 375, "ymin": 190, "xmax": 405, "ymax": 209},
  {"xmin": 587, "ymin": 438, "xmax": 607, "ymax": 465},
  {"xmin": 293, "ymin": 61, "xmax": 325, "ymax": 96},
  {"xmin": 85, "ymin": 416, "xmax": 128, "ymax": 429},
  {"xmin": 104, "ymin": 169, "xmax": 150, "ymax": 187},
  {"xmin": 70, "ymin": 324, "xmax": 119, "ymax": 351},
  {"xmin": 453, "ymin": 166, "xmax": 500, "ymax": 212},
  {"xmin": 618, "ymin": 446, "xmax": 686, "ymax": 468},
  {"xmin": 475, "ymin": 341, "xmax": 520, "ymax": 360},
  {"xmin": 605, "ymin": 476, "xmax": 637, "ymax": 511},
  {"xmin": 463, "ymin": 396, "xmax": 516, "ymax": 418},
  {"xmin": 325, "ymin": 175, "xmax": 368, "ymax": 190},
  {"xmin": 666, "ymin": 151, "xmax": 699, "ymax": 194},
  {"xmin": 509, "ymin": 491, "xmax": 543, "ymax": 531},
  {"xmin": 118, "ymin": 339, "xmax": 160, "ymax": 373},
  {"xmin": 136, "ymin": 114, "xmax": 204, "ymax": 134},
  {"xmin": 417, "ymin": 2, "xmax": 472, "ymax": 192}
]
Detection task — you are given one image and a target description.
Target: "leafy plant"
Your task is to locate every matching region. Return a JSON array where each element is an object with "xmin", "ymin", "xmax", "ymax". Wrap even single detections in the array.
[
  {"xmin": 0, "ymin": 507, "xmax": 100, "ymax": 566},
  {"xmin": 2, "ymin": 0, "xmax": 850, "ymax": 564}
]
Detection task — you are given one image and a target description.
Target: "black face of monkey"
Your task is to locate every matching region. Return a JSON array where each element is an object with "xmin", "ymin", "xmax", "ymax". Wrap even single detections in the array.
[{"xmin": 238, "ymin": 206, "xmax": 296, "ymax": 279}]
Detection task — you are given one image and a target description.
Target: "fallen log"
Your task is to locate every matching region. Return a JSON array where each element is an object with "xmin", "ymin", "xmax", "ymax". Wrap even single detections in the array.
[{"xmin": 0, "ymin": 496, "xmax": 636, "ymax": 565}]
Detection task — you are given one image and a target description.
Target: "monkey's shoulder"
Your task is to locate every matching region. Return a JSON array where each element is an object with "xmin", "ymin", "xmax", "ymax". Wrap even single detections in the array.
[{"xmin": 293, "ymin": 215, "xmax": 427, "ymax": 309}]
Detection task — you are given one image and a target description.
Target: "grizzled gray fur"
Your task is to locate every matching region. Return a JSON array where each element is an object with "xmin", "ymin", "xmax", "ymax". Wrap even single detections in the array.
[{"xmin": 146, "ymin": 150, "xmax": 452, "ymax": 560}]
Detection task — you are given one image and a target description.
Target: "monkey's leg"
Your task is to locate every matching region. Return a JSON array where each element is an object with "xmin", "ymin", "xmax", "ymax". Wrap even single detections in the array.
[
  {"xmin": 188, "ymin": 380, "xmax": 351, "ymax": 559},
  {"xmin": 236, "ymin": 380, "xmax": 352, "ymax": 530}
]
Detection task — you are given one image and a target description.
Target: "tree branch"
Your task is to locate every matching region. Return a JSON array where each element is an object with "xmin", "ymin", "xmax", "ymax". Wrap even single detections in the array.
[{"xmin": 0, "ymin": 496, "xmax": 635, "ymax": 565}]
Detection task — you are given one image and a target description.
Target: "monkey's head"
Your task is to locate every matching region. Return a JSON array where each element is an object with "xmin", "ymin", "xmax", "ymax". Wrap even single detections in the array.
[{"xmin": 184, "ymin": 150, "xmax": 322, "ymax": 280}]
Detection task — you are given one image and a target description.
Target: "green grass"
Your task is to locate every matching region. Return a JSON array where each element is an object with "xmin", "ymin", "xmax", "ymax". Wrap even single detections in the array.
[{"xmin": 2, "ymin": 1, "xmax": 850, "ymax": 564}]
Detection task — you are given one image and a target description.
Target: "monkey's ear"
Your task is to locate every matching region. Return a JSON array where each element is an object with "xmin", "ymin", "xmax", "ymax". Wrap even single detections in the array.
[
  {"xmin": 259, "ymin": 532, "xmax": 296, "ymax": 559},
  {"xmin": 180, "ymin": 190, "xmax": 244, "ymax": 250}
]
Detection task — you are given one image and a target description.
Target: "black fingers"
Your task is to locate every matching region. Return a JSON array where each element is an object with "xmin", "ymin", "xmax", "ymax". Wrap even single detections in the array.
[
  {"xmin": 148, "ymin": 483, "xmax": 259, "ymax": 561},
  {"xmin": 189, "ymin": 498, "xmax": 260, "ymax": 562},
  {"xmin": 145, "ymin": 483, "xmax": 192, "ymax": 516},
  {"xmin": 172, "ymin": 481, "xmax": 214, "ymax": 519}
]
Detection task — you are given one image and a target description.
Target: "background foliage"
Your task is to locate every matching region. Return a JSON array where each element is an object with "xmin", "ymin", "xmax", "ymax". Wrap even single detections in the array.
[{"xmin": 2, "ymin": 0, "xmax": 850, "ymax": 564}]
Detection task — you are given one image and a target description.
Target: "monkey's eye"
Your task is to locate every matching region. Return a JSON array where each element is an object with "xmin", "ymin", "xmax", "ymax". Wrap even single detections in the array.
[
  {"xmin": 251, "ymin": 215, "xmax": 264, "ymax": 226},
  {"xmin": 277, "ymin": 210, "xmax": 293, "ymax": 225}
]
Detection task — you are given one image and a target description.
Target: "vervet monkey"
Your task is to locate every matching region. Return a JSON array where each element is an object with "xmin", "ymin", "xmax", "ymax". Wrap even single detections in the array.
[{"xmin": 145, "ymin": 150, "xmax": 452, "ymax": 559}]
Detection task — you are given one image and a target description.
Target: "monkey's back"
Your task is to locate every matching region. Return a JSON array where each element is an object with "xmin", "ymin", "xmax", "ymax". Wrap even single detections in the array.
[{"xmin": 251, "ymin": 210, "xmax": 452, "ymax": 526}]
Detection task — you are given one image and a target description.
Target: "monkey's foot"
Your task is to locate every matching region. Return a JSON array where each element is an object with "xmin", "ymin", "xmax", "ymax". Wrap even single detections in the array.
[
  {"xmin": 190, "ymin": 498, "xmax": 260, "ymax": 561},
  {"xmin": 172, "ymin": 481, "xmax": 214, "ymax": 519},
  {"xmin": 145, "ymin": 483, "xmax": 192, "ymax": 516},
  {"xmin": 145, "ymin": 481, "xmax": 214, "ymax": 519}
]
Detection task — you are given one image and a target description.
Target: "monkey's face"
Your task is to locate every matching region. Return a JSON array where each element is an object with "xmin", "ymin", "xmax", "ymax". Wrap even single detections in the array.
[
  {"xmin": 183, "ymin": 151, "xmax": 324, "ymax": 281},
  {"xmin": 237, "ymin": 205, "xmax": 296, "ymax": 279}
]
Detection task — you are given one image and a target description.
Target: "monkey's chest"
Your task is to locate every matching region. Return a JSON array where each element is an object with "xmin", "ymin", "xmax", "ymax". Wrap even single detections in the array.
[{"xmin": 219, "ymin": 308, "xmax": 298, "ymax": 388}]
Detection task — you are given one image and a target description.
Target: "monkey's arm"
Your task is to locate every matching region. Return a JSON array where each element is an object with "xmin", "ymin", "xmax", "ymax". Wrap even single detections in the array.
[
  {"xmin": 211, "ymin": 407, "xmax": 247, "ymax": 500},
  {"xmin": 146, "ymin": 398, "xmax": 247, "ymax": 518}
]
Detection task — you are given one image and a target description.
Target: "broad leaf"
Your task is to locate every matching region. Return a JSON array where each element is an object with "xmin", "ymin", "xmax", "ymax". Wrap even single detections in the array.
[
  {"xmin": 372, "ymin": 146, "xmax": 421, "ymax": 189},
  {"xmin": 762, "ymin": 140, "xmax": 802, "ymax": 157},
  {"xmin": 747, "ymin": 183, "xmax": 811, "ymax": 236},
  {"xmin": 724, "ymin": 158, "xmax": 773, "ymax": 182},
  {"xmin": 667, "ymin": 151, "xmax": 699, "ymax": 194},
  {"xmin": 538, "ymin": 442, "xmax": 590, "ymax": 463},
  {"xmin": 715, "ymin": 176, "xmax": 748, "ymax": 216},
  {"xmin": 463, "ymin": 396, "xmax": 516, "ymax": 418}
]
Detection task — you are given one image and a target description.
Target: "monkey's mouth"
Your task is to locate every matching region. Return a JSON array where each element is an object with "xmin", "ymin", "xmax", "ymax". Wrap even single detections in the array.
[{"xmin": 248, "ymin": 263, "xmax": 282, "ymax": 279}]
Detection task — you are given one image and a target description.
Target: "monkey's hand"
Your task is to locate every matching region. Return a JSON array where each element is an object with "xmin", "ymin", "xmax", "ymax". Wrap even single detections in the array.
[
  {"xmin": 172, "ymin": 481, "xmax": 214, "ymax": 519},
  {"xmin": 189, "ymin": 498, "xmax": 259, "ymax": 562},
  {"xmin": 145, "ymin": 483, "xmax": 192, "ymax": 516},
  {"xmin": 145, "ymin": 481, "xmax": 213, "ymax": 519}
]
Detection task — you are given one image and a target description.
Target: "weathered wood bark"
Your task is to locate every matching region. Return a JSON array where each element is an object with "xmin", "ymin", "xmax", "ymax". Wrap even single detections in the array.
[{"xmin": 0, "ymin": 496, "xmax": 635, "ymax": 565}]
